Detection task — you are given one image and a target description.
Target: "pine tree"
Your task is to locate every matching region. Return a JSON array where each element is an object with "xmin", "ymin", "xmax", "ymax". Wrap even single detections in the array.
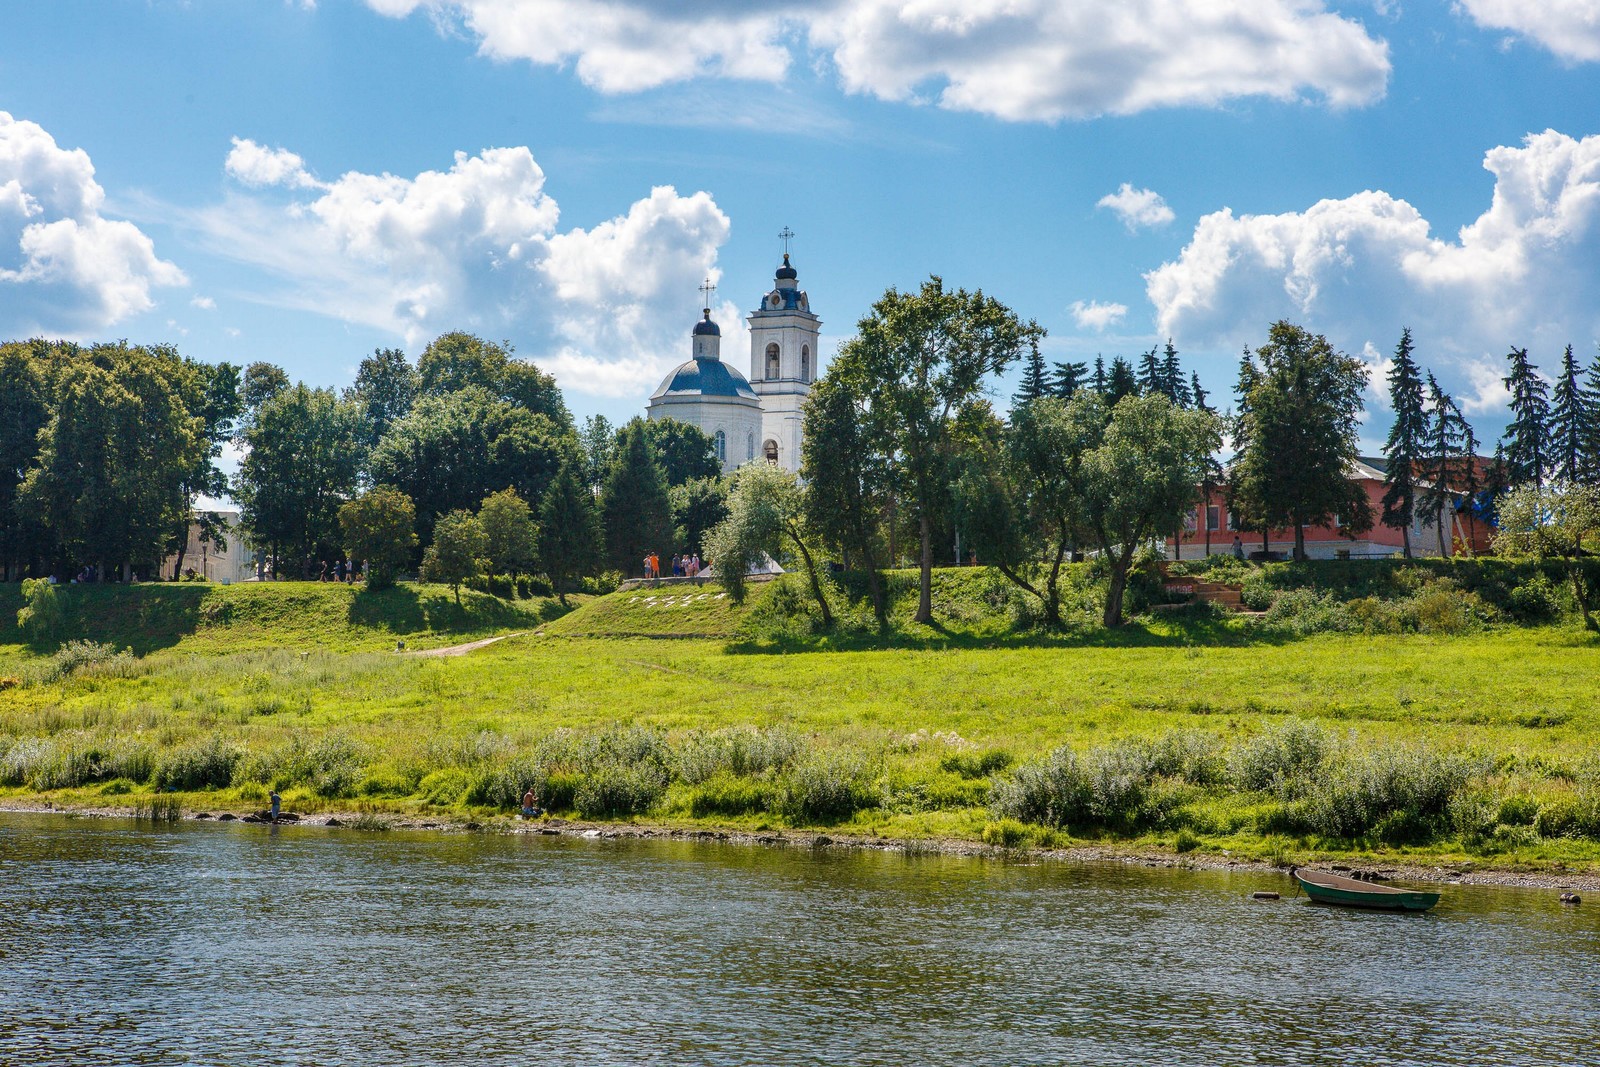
[
  {"xmin": 1049, "ymin": 360, "xmax": 1088, "ymax": 399},
  {"xmin": 1011, "ymin": 338, "xmax": 1049, "ymax": 411},
  {"xmin": 1585, "ymin": 349, "xmax": 1600, "ymax": 484},
  {"xmin": 1549, "ymin": 344, "xmax": 1595, "ymax": 485},
  {"xmin": 1137, "ymin": 347, "xmax": 1162, "ymax": 395},
  {"xmin": 1419, "ymin": 373, "xmax": 1471, "ymax": 557},
  {"xmin": 1092, "ymin": 355, "xmax": 1107, "ymax": 394},
  {"xmin": 1379, "ymin": 328, "xmax": 1427, "ymax": 557},
  {"xmin": 1501, "ymin": 346, "xmax": 1550, "ymax": 487},
  {"xmin": 1190, "ymin": 372, "xmax": 1210, "ymax": 414},
  {"xmin": 538, "ymin": 458, "xmax": 602, "ymax": 605},
  {"xmin": 1106, "ymin": 357, "xmax": 1139, "ymax": 407},
  {"xmin": 601, "ymin": 419, "xmax": 675, "ymax": 576},
  {"xmin": 1160, "ymin": 340, "xmax": 1191, "ymax": 406},
  {"xmin": 1225, "ymin": 347, "xmax": 1264, "ymax": 554}
]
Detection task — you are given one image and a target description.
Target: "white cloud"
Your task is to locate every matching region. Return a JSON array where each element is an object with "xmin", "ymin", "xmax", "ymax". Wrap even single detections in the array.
[
  {"xmin": 1459, "ymin": 355, "xmax": 1513, "ymax": 415},
  {"xmin": 191, "ymin": 295, "xmax": 216, "ymax": 310},
  {"xmin": 1097, "ymin": 184, "xmax": 1174, "ymax": 230},
  {"xmin": 202, "ymin": 139, "xmax": 733, "ymax": 398},
  {"xmin": 1070, "ymin": 299, "xmax": 1128, "ymax": 331},
  {"xmin": 0, "ymin": 111, "xmax": 187, "ymax": 333},
  {"xmin": 225, "ymin": 137, "xmax": 323, "ymax": 189},
  {"xmin": 1456, "ymin": 1, "xmax": 1600, "ymax": 63},
  {"xmin": 1146, "ymin": 131, "xmax": 1600, "ymax": 402},
  {"xmin": 365, "ymin": 0, "xmax": 1391, "ymax": 122}
]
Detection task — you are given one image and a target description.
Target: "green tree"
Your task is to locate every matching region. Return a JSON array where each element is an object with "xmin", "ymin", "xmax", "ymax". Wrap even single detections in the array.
[
  {"xmin": 801, "ymin": 366, "xmax": 890, "ymax": 626},
  {"xmin": 1011, "ymin": 338, "xmax": 1049, "ymax": 410},
  {"xmin": 579, "ymin": 414, "xmax": 615, "ymax": 491},
  {"xmin": 670, "ymin": 476, "xmax": 729, "ymax": 558},
  {"xmin": 339, "ymin": 486, "xmax": 417, "ymax": 590},
  {"xmin": 1494, "ymin": 482, "xmax": 1600, "ymax": 631},
  {"xmin": 1418, "ymin": 373, "xmax": 1474, "ymax": 557},
  {"xmin": 0, "ymin": 341, "xmax": 51, "ymax": 579},
  {"xmin": 416, "ymin": 331, "xmax": 569, "ymax": 426},
  {"xmin": 1380, "ymin": 328, "xmax": 1427, "ymax": 558},
  {"xmin": 240, "ymin": 361, "xmax": 289, "ymax": 416},
  {"xmin": 1549, "ymin": 344, "xmax": 1595, "ymax": 486},
  {"xmin": 843, "ymin": 276, "xmax": 1041, "ymax": 624},
  {"xmin": 16, "ymin": 577, "xmax": 63, "ymax": 644},
  {"xmin": 346, "ymin": 347, "xmax": 417, "ymax": 447},
  {"xmin": 601, "ymin": 419, "xmax": 674, "ymax": 576},
  {"xmin": 421, "ymin": 508, "xmax": 487, "ymax": 605},
  {"xmin": 642, "ymin": 418, "xmax": 721, "ymax": 486},
  {"xmin": 1105, "ymin": 356, "xmax": 1139, "ymax": 407},
  {"xmin": 1075, "ymin": 393, "xmax": 1219, "ymax": 626},
  {"xmin": 1050, "ymin": 359, "xmax": 1088, "ymax": 400},
  {"xmin": 233, "ymin": 383, "xmax": 367, "ymax": 577},
  {"xmin": 704, "ymin": 463, "xmax": 832, "ymax": 625},
  {"xmin": 478, "ymin": 487, "xmax": 538, "ymax": 580},
  {"xmin": 20, "ymin": 344, "xmax": 204, "ymax": 581},
  {"xmin": 168, "ymin": 355, "xmax": 243, "ymax": 579},
  {"xmin": 1231, "ymin": 322, "xmax": 1372, "ymax": 561},
  {"xmin": 538, "ymin": 458, "xmax": 602, "ymax": 605},
  {"xmin": 1137, "ymin": 346, "xmax": 1163, "ymax": 395},
  {"xmin": 1159, "ymin": 340, "xmax": 1191, "ymax": 406},
  {"xmin": 1501, "ymin": 345, "xmax": 1550, "ymax": 488}
]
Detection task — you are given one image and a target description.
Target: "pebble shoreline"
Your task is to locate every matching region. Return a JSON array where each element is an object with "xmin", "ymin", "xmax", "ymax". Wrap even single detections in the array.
[{"xmin": 6, "ymin": 800, "xmax": 1598, "ymax": 892}]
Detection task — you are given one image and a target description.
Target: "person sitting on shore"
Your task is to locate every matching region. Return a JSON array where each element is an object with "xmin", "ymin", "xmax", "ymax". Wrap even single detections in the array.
[{"xmin": 520, "ymin": 788, "xmax": 543, "ymax": 819}]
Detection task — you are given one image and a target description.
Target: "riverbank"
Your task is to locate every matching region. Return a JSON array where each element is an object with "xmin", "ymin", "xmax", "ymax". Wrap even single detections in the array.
[{"xmin": 7, "ymin": 799, "xmax": 1598, "ymax": 892}]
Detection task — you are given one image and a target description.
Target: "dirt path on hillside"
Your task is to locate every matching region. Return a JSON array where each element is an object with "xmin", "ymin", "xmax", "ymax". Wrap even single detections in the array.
[{"xmin": 403, "ymin": 632, "xmax": 526, "ymax": 657}]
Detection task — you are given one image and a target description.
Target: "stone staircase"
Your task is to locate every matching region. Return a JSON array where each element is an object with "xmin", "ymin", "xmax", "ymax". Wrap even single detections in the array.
[{"xmin": 1155, "ymin": 563, "xmax": 1245, "ymax": 611}]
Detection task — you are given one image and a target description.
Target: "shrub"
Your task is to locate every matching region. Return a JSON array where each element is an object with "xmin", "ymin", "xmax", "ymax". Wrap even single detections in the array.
[
  {"xmin": 781, "ymin": 757, "xmax": 873, "ymax": 825},
  {"xmin": 940, "ymin": 748, "xmax": 1013, "ymax": 779},
  {"xmin": 990, "ymin": 746, "xmax": 1092, "ymax": 829},
  {"xmin": 1300, "ymin": 746, "xmax": 1474, "ymax": 842},
  {"xmin": 154, "ymin": 735, "xmax": 240, "ymax": 791},
  {"xmin": 1146, "ymin": 730, "xmax": 1226, "ymax": 786},
  {"xmin": 1230, "ymin": 720, "xmax": 1330, "ymax": 797},
  {"xmin": 17, "ymin": 578, "xmax": 64, "ymax": 643},
  {"xmin": 1173, "ymin": 827, "xmax": 1201, "ymax": 853},
  {"xmin": 237, "ymin": 734, "xmax": 368, "ymax": 797},
  {"xmin": 687, "ymin": 774, "xmax": 774, "ymax": 818},
  {"xmin": 1262, "ymin": 589, "xmax": 1355, "ymax": 635},
  {"xmin": 981, "ymin": 818, "xmax": 1032, "ymax": 848},
  {"xmin": 674, "ymin": 727, "xmax": 802, "ymax": 785},
  {"xmin": 51, "ymin": 640, "xmax": 136, "ymax": 679},
  {"xmin": 417, "ymin": 768, "xmax": 474, "ymax": 805},
  {"xmin": 574, "ymin": 763, "xmax": 667, "ymax": 818}
]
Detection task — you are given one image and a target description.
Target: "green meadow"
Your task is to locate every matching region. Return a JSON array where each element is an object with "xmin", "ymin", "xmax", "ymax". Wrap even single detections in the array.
[{"xmin": 3, "ymin": 569, "xmax": 1600, "ymax": 872}]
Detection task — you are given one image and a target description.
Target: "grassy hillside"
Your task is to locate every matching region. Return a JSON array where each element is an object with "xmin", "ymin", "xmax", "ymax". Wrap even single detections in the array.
[
  {"xmin": 541, "ymin": 582, "xmax": 759, "ymax": 638},
  {"xmin": 0, "ymin": 581, "xmax": 572, "ymax": 659}
]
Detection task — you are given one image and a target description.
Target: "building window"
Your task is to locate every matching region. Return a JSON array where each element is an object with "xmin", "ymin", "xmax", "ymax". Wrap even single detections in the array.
[
  {"xmin": 714, "ymin": 430, "xmax": 726, "ymax": 463},
  {"xmin": 747, "ymin": 432, "xmax": 755, "ymax": 462},
  {"xmin": 801, "ymin": 344, "xmax": 810, "ymax": 381},
  {"xmin": 765, "ymin": 343, "xmax": 780, "ymax": 379},
  {"xmin": 763, "ymin": 439, "xmax": 779, "ymax": 465},
  {"xmin": 1206, "ymin": 505, "xmax": 1220, "ymax": 532}
]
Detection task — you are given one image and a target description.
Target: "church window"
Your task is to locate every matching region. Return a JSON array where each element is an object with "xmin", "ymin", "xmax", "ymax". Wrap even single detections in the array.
[
  {"xmin": 764, "ymin": 439, "xmax": 779, "ymax": 465},
  {"xmin": 801, "ymin": 344, "xmax": 810, "ymax": 381},
  {"xmin": 765, "ymin": 343, "xmax": 780, "ymax": 379},
  {"xmin": 714, "ymin": 430, "xmax": 727, "ymax": 464},
  {"xmin": 747, "ymin": 432, "xmax": 755, "ymax": 462}
]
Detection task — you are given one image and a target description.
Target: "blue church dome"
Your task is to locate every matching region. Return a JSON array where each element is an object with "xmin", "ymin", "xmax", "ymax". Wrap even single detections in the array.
[
  {"xmin": 692, "ymin": 310, "xmax": 721, "ymax": 336},
  {"xmin": 650, "ymin": 357, "xmax": 759, "ymax": 402},
  {"xmin": 775, "ymin": 253, "xmax": 797, "ymax": 281}
]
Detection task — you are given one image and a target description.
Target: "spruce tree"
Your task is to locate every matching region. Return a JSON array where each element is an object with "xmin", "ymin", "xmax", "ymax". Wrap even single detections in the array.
[
  {"xmin": 601, "ymin": 419, "xmax": 675, "ymax": 576},
  {"xmin": 1379, "ymin": 328, "xmax": 1427, "ymax": 557},
  {"xmin": 1106, "ymin": 357, "xmax": 1139, "ymax": 407},
  {"xmin": 1226, "ymin": 347, "xmax": 1264, "ymax": 554},
  {"xmin": 1584, "ymin": 348, "xmax": 1600, "ymax": 484},
  {"xmin": 538, "ymin": 458, "xmax": 602, "ymax": 605},
  {"xmin": 1011, "ymin": 338, "xmax": 1050, "ymax": 410},
  {"xmin": 1419, "ymin": 373, "xmax": 1470, "ymax": 557},
  {"xmin": 1549, "ymin": 344, "xmax": 1595, "ymax": 485},
  {"xmin": 1049, "ymin": 359, "xmax": 1088, "ymax": 399},
  {"xmin": 1092, "ymin": 355, "xmax": 1107, "ymax": 394},
  {"xmin": 1137, "ymin": 347, "xmax": 1163, "ymax": 395},
  {"xmin": 1501, "ymin": 346, "xmax": 1550, "ymax": 487},
  {"xmin": 1190, "ymin": 372, "xmax": 1210, "ymax": 414},
  {"xmin": 1160, "ymin": 340, "xmax": 1191, "ymax": 406}
]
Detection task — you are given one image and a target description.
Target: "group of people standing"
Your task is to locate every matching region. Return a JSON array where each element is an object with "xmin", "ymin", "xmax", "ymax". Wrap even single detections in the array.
[
  {"xmin": 316, "ymin": 558, "xmax": 363, "ymax": 583},
  {"xmin": 642, "ymin": 553, "xmax": 705, "ymax": 580}
]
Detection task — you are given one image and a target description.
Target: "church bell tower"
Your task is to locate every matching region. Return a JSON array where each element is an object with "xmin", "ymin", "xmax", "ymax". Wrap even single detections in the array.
[{"xmin": 747, "ymin": 227, "xmax": 819, "ymax": 473}]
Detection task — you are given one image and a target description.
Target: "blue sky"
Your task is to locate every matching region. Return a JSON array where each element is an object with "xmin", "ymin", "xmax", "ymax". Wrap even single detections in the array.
[{"xmin": 4, "ymin": 0, "xmax": 1600, "ymax": 453}]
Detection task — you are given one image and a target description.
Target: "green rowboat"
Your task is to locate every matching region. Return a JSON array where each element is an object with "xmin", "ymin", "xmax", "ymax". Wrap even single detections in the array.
[{"xmin": 1293, "ymin": 868, "xmax": 1441, "ymax": 912}]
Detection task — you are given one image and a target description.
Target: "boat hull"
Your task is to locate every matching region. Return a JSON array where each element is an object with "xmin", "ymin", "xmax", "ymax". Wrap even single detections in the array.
[{"xmin": 1294, "ymin": 871, "xmax": 1440, "ymax": 912}]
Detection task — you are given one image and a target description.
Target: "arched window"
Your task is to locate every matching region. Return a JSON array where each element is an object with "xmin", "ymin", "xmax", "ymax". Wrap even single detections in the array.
[
  {"xmin": 764, "ymin": 439, "xmax": 779, "ymax": 465},
  {"xmin": 801, "ymin": 344, "xmax": 810, "ymax": 382},
  {"xmin": 713, "ymin": 429, "xmax": 727, "ymax": 464},
  {"xmin": 765, "ymin": 342, "xmax": 780, "ymax": 379},
  {"xmin": 746, "ymin": 432, "xmax": 755, "ymax": 462}
]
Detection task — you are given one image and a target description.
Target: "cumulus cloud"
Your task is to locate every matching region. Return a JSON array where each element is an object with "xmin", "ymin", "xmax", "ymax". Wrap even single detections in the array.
[
  {"xmin": 1146, "ymin": 130, "xmax": 1600, "ymax": 387},
  {"xmin": 1070, "ymin": 299, "xmax": 1128, "ymax": 331},
  {"xmin": 365, "ymin": 0, "xmax": 1390, "ymax": 121},
  {"xmin": 1456, "ymin": 1, "xmax": 1600, "ymax": 63},
  {"xmin": 1097, "ymin": 184, "xmax": 1175, "ymax": 231},
  {"xmin": 190, "ymin": 295, "xmax": 216, "ymax": 310},
  {"xmin": 203, "ymin": 138, "xmax": 732, "ymax": 397},
  {"xmin": 0, "ymin": 111, "xmax": 187, "ymax": 333},
  {"xmin": 225, "ymin": 138, "xmax": 323, "ymax": 189}
]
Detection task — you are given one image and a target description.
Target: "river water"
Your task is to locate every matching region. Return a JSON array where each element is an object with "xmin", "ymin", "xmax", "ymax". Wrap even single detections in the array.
[{"xmin": 2, "ymin": 813, "xmax": 1597, "ymax": 1066}]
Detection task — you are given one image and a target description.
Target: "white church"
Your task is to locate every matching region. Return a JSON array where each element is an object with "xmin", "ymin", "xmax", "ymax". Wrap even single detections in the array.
[{"xmin": 646, "ymin": 248, "xmax": 819, "ymax": 473}]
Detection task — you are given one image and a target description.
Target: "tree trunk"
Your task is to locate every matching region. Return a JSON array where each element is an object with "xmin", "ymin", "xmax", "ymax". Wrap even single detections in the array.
[
  {"xmin": 1293, "ymin": 523, "xmax": 1306, "ymax": 562},
  {"xmin": 1401, "ymin": 523, "xmax": 1411, "ymax": 560},
  {"xmin": 123, "ymin": 560, "xmax": 134, "ymax": 584},
  {"xmin": 1436, "ymin": 503, "xmax": 1448, "ymax": 557},
  {"xmin": 916, "ymin": 513, "xmax": 933, "ymax": 624},
  {"xmin": 863, "ymin": 549, "xmax": 886, "ymax": 630},
  {"xmin": 788, "ymin": 530, "xmax": 834, "ymax": 629},
  {"xmin": 1571, "ymin": 562, "xmax": 1597, "ymax": 632},
  {"xmin": 173, "ymin": 539, "xmax": 189, "ymax": 580},
  {"xmin": 1262, "ymin": 530, "xmax": 1269, "ymax": 559},
  {"xmin": 1103, "ymin": 548, "xmax": 1133, "ymax": 627}
]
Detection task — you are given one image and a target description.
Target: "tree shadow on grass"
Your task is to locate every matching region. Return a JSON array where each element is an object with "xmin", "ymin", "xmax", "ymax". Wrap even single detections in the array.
[
  {"xmin": 12, "ymin": 584, "xmax": 212, "ymax": 656},
  {"xmin": 724, "ymin": 605, "xmax": 1297, "ymax": 656},
  {"xmin": 345, "ymin": 584, "xmax": 570, "ymax": 636}
]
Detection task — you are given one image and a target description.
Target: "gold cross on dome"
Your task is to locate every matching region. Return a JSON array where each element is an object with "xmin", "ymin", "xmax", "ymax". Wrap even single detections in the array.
[
  {"xmin": 778, "ymin": 226, "xmax": 795, "ymax": 255},
  {"xmin": 698, "ymin": 277, "xmax": 717, "ymax": 310}
]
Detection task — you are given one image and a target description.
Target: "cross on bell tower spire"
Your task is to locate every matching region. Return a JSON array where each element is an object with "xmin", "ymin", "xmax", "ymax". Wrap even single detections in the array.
[
  {"xmin": 778, "ymin": 226, "xmax": 795, "ymax": 256},
  {"xmin": 698, "ymin": 276, "xmax": 717, "ymax": 314}
]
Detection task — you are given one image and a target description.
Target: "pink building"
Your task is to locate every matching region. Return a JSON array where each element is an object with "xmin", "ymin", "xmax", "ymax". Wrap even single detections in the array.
[{"xmin": 1167, "ymin": 458, "xmax": 1494, "ymax": 561}]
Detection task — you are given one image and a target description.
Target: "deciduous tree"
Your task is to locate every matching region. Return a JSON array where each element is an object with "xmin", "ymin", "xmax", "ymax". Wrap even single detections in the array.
[
  {"xmin": 339, "ymin": 486, "xmax": 417, "ymax": 590},
  {"xmin": 421, "ymin": 508, "xmax": 487, "ymax": 605}
]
